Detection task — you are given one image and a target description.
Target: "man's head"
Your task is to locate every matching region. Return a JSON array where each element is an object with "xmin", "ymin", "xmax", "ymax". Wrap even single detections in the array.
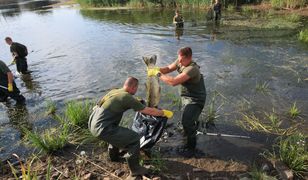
[
  {"xmin": 5, "ymin": 37, "xmax": 13, "ymax": 45},
  {"xmin": 178, "ymin": 47, "xmax": 192, "ymax": 67},
  {"xmin": 175, "ymin": 10, "xmax": 180, "ymax": 15},
  {"xmin": 123, "ymin": 77, "xmax": 139, "ymax": 95}
]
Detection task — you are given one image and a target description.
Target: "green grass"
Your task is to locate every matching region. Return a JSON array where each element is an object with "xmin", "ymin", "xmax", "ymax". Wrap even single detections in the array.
[
  {"xmin": 265, "ymin": 110, "xmax": 281, "ymax": 130},
  {"xmin": 149, "ymin": 151, "xmax": 166, "ymax": 173},
  {"xmin": 248, "ymin": 165, "xmax": 277, "ymax": 180},
  {"xmin": 299, "ymin": 29, "xmax": 308, "ymax": 44},
  {"xmin": 285, "ymin": 13, "xmax": 301, "ymax": 22},
  {"xmin": 8, "ymin": 154, "xmax": 38, "ymax": 180},
  {"xmin": 24, "ymin": 123, "xmax": 70, "ymax": 153},
  {"xmin": 45, "ymin": 100, "xmax": 57, "ymax": 116},
  {"xmin": 226, "ymin": 5, "xmax": 236, "ymax": 12},
  {"xmin": 238, "ymin": 112, "xmax": 298, "ymax": 136},
  {"xmin": 256, "ymin": 81, "xmax": 270, "ymax": 94},
  {"xmin": 288, "ymin": 102, "xmax": 300, "ymax": 118},
  {"xmin": 65, "ymin": 100, "xmax": 94, "ymax": 128},
  {"xmin": 270, "ymin": 0, "xmax": 306, "ymax": 9},
  {"xmin": 264, "ymin": 133, "xmax": 308, "ymax": 178}
]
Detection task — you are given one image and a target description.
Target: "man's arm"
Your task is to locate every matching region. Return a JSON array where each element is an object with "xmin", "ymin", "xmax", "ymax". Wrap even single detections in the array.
[
  {"xmin": 160, "ymin": 61, "xmax": 177, "ymax": 74},
  {"xmin": 139, "ymin": 107, "xmax": 164, "ymax": 117},
  {"xmin": 160, "ymin": 72, "xmax": 190, "ymax": 86},
  {"xmin": 7, "ymin": 72, "xmax": 13, "ymax": 84}
]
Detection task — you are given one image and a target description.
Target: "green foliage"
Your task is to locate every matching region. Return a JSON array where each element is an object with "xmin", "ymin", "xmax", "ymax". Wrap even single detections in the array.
[
  {"xmin": 8, "ymin": 154, "xmax": 38, "ymax": 180},
  {"xmin": 238, "ymin": 111, "xmax": 298, "ymax": 136},
  {"xmin": 65, "ymin": 100, "xmax": 94, "ymax": 128},
  {"xmin": 285, "ymin": 13, "xmax": 300, "ymax": 22},
  {"xmin": 265, "ymin": 110, "xmax": 281, "ymax": 130},
  {"xmin": 288, "ymin": 102, "xmax": 300, "ymax": 118},
  {"xmin": 256, "ymin": 81, "xmax": 270, "ymax": 94},
  {"xmin": 25, "ymin": 124, "xmax": 70, "ymax": 153},
  {"xmin": 270, "ymin": 0, "xmax": 306, "ymax": 9},
  {"xmin": 148, "ymin": 151, "xmax": 166, "ymax": 173},
  {"xmin": 299, "ymin": 29, "xmax": 308, "ymax": 43},
  {"xmin": 226, "ymin": 5, "xmax": 236, "ymax": 12},
  {"xmin": 45, "ymin": 99, "xmax": 57, "ymax": 116},
  {"xmin": 265, "ymin": 133, "xmax": 308, "ymax": 178},
  {"xmin": 77, "ymin": 0, "xmax": 126, "ymax": 7},
  {"xmin": 249, "ymin": 165, "xmax": 277, "ymax": 180}
]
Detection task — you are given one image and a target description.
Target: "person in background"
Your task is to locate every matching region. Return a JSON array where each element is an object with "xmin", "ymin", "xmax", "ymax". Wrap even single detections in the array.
[
  {"xmin": 213, "ymin": 0, "xmax": 222, "ymax": 22},
  {"xmin": 5, "ymin": 37, "xmax": 29, "ymax": 74},
  {"xmin": 88, "ymin": 77, "xmax": 173, "ymax": 179},
  {"xmin": 173, "ymin": 10, "xmax": 184, "ymax": 28},
  {"xmin": 0, "ymin": 59, "xmax": 25, "ymax": 104}
]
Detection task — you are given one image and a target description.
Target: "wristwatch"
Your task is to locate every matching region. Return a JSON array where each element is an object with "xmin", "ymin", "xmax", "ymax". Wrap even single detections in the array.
[{"xmin": 157, "ymin": 72, "xmax": 161, "ymax": 77}]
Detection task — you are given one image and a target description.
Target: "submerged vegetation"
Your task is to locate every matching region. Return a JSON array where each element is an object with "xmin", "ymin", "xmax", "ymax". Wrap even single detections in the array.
[
  {"xmin": 288, "ymin": 102, "xmax": 301, "ymax": 119},
  {"xmin": 238, "ymin": 111, "xmax": 299, "ymax": 136},
  {"xmin": 299, "ymin": 29, "xmax": 308, "ymax": 44}
]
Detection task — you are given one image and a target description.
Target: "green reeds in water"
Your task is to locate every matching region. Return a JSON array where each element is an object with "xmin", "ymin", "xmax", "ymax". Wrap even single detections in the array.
[
  {"xmin": 24, "ymin": 123, "xmax": 70, "ymax": 153},
  {"xmin": 256, "ymin": 81, "xmax": 270, "ymax": 94},
  {"xmin": 205, "ymin": 91, "xmax": 224, "ymax": 126},
  {"xmin": 288, "ymin": 102, "xmax": 301, "ymax": 119},
  {"xmin": 45, "ymin": 99, "xmax": 57, "ymax": 116},
  {"xmin": 264, "ymin": 133, "xmax": 308, "ymax": 178},
  {"xmin": 65, "ymin": 100, "xmax": 94, "ymax": 128},
  {"xmin": 299, "ymin": 29, "xmax": 308, "ymax": 44},
  {"xmin": 238, "ymin": 110, "xmax": 298, "ymax": 136}
]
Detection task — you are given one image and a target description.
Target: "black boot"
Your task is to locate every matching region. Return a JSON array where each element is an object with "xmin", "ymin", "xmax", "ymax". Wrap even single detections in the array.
[
  {"xmin": 108, "ymin": 144, "xmax": 125, "ymax": 162},
  {"xmin": 126, "ymin": 154, "xmax": 148, "ymax": 177}
]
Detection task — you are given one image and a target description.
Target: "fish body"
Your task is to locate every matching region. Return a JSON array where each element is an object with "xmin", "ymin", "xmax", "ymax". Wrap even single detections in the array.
[{"xmin": 143, "ymin": 55, "xmax": 160, "ymax": 107}]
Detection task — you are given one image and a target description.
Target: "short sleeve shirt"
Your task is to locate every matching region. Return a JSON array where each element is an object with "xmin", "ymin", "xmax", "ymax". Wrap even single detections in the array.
[
  {"xmin": 88, "ymin": 88, "xmax": 146, "ymax": 136},
  {"xmin": 175, "ymin": 59, "xmax": 201, "ymax": 84}
]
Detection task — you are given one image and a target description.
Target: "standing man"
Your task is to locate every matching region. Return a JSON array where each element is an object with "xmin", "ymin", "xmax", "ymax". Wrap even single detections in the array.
[
  {"xmin": 173, "ymin": 10, "xmax": 184, "ymax": 29},
  {"xmin": 0, "ymin": 60, "xmax": 26, "ymax": 104},
  {"xmin": 147, "ymin": 47, "xmax": 206, "ymax": 157},
  {"xmin": 5, "ymin": 37, "xmax": 28, "ymax": 74},
  {"xmin": 213, "ymin": 0, "xmax": 222, "ymax": 23},
  {"xmin": 88, "ymin": 77, "xmax": 173, "ymax": 179}
]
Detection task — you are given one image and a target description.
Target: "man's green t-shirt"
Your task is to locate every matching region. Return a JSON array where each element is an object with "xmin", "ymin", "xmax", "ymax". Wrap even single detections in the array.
[
  {"xmin": 175, "ymin": 59, "xmax": 206, "ymax": 105},
  {"xmin": 88, "ymin": 88, "xmax": 146, "ymax": 137}
]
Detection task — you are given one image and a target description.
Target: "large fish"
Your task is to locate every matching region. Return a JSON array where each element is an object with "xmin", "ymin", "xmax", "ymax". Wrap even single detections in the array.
[{"xmin": 143, "ymin": 55, "xmax": 160, "ymax": 107}]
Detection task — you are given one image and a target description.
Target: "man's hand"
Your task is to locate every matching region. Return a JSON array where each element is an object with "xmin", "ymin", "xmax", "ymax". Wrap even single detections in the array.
[
  {"xmin": 8, "ymin": 83, "xmax": 13, "ymax": 92},
  {"xmin": 10, "ymin": 58, "xmax": 16, "ymax": 65},
  {"xmin": 147, "ymin": 67, "xmax": 160, "ymax": 77},
  {"xmin": 162, "ymin": 109, "xmax": 173, "ymax": 119}
]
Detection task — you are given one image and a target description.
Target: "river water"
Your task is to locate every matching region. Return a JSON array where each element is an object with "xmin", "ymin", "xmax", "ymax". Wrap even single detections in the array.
[{"xmin": 0, "ymin": 0, "xmax": 307, "ymax": 163}]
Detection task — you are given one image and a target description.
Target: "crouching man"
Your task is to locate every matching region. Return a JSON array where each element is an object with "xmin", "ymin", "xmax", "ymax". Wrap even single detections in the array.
[{"xmin": 88, "ymin": 77, "xmax": 173, "ymax": 179}]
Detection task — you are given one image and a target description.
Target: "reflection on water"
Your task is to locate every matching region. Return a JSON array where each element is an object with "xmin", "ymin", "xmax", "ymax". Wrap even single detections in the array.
[
  {"xmin": 0, "ymin": 0, "xmax": 55, "ymax": 17},
  {"xmin": 175, "ymin": 27, "xmax": 183, "ymax": 40},
  {"xmin": 6, "ymin": 104, "xmax": 32, "ymax": 136},
  {"xmin": 0, "ymin": 4, "xmax": 307, "ymax": 162}
]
